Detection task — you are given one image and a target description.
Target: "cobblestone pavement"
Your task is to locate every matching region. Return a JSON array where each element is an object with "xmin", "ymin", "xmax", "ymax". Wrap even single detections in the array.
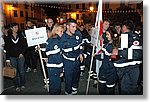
[
  {"xmin": 1, "ymin": 61, "xmax": 99, "ymax": 95},
  {"xmin": 1, "ymin": 60, "xmax": 142, "ymax": 95}
]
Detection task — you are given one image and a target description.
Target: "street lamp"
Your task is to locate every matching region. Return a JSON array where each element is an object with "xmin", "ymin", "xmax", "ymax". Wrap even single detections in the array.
[
  {"xmin": 45, "ymin": 19, "xmax": 47, "ymax": 23},
  {"xmin": 71, "ymin": 13, "xmax": 76, "ymax": 19},
  {"xmin": 60, "ymin": 18, "xmax": 63, "ymax": 23},
  {"xmin": 90, "ymin": 6, "xmax": 94, "ymax": 12},
  {"xmin": 8, "ymin": 5, "xmax": 14, "ymax": 23}
]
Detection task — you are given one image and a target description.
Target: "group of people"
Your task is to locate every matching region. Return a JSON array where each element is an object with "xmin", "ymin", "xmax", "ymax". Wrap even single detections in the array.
[
  {"xmin": 1, "ymin": 17, "xmax": 143, "ymax": 95},
  {"xmin": 94, "ymin": 19, "xmax": 143, "ymax": 95}
]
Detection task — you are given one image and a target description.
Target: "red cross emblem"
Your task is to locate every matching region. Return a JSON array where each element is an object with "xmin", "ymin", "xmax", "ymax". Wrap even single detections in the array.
[{"xmin": 133, "ymin": 41, "xmax": 139, "ymax": 46}]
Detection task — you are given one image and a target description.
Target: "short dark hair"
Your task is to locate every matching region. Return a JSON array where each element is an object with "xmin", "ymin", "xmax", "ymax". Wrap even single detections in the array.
[
  {"xmin": 122, "ymin": 20, "xmax": 135, "ymax": 31},
  {"xmin": 103, "ymin": 18, "xmax": 111, "ymax": 23},
  {"xmin": 114, "ymin": 22, "xmax": 122, "ymax": 27},
  {"xmin": 66, "ymin": 18, "xmax": 77, "ymax": 25},
  {"xmin": 2, "ymin": 25, "xmax": 9, "ymax": 30},
  {"xmin": 26, "ymin": 20, "xmax": 33, "ymax": 24},
  {"xmin": 8, "ymin": 23, "xmax": 19, "ymax": 29},
  {"xmin": 106, "ymin": 27, "xmax": 118, "ymax": 39}
]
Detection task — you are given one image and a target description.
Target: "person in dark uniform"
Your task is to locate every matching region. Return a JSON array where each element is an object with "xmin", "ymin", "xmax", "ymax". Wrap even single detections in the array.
[
  {"xmin": 45, "ymin": 23, "xmax": 64, "ymax": 95},
  {"xmin": 78, "ymin": 24, "xmax": 97, "ymax": 81},
  {"xmin": 60, "ymin": 18, "xmax": 83, "ymax": 95},
  {"xmin": 78, "ymin": 24, "xmax": 91, "ymax": 76},
  {"xmin": 40, "ymin": 18, "xmax": 54, "ymax": 88},
  {"xmin": 134, "ymin": 23, "xmax": 143, "ymax": 94},
  {"xmin": 94, "ymin": 27, "xmax": 118, "ymax": 95},
  {"xmin": 93, "ymin": 19, "xmax": 111, "ymax": 87},
  {"xmin": 113, "ymin": 20, "xmax": 143, "ymax": 95}
]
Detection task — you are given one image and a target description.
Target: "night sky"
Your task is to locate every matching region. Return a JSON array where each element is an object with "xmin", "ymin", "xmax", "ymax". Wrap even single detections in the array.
[
  {"xmin": 44, "ymin": 7, "xmax": 60, "ymax": 18},
  {"xmin": 39, "ymin": 3, "xmax": 65, "ymax": 21}
]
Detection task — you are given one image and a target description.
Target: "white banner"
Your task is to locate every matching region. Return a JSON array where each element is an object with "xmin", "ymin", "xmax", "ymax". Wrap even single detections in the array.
[
  {"xmin": 120, "ymin": 34, "xmax": 128, "ymax": 49},
  {"xmin": 25, "ymin": 27, "xmax": 47, "ymax": 47},
  {"xmin": 90, "ymin": 27, "xmax": 98, "ymax": 46}
]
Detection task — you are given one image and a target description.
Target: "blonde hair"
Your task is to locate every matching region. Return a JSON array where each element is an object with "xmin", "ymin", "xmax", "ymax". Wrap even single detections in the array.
[{"xmin": 50, "ymin": 23, "xmax": 64, "ymax": 38}]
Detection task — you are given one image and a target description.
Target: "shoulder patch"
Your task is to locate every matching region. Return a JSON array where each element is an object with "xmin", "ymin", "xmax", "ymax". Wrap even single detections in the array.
[
  {"xmin": 133, "ymin": 41, "xmax": 139, "ymax": 46},
  {"xmin": 76, "ymin": 36, "xmax": 79, "ymax": 40},
  {"xmin": 54, "ymin": 45, "xmax": 58, "ymax": 49}
]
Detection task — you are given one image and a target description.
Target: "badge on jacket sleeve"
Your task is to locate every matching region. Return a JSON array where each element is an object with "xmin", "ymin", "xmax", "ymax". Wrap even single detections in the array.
[
  {"xmin": 76, "ymin": 36, "xmax": 79, "ymax": 40},
  {"xmin": 54, "ymin": 45, "xmax": 58, "ymax": 49},
  {"xmin": 133, "ymin": 41, "xmax": 139, "ymax": 46}
]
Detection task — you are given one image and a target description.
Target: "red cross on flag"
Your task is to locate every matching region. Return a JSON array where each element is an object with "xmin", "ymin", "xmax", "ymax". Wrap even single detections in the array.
[{"xmin": 94, "ymin": 0, "xmax": 103, "ymax": 54}]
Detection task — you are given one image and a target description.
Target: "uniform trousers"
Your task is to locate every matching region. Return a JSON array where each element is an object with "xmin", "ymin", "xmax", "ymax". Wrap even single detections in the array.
[
  {"xmin": 64, "ymin": 59, "xmax": 80, "ymax": 94},
  {"xmin": 47, "ymin": 68, "xmax": 62, "ymax": 95},
  {"xmin": 116, "ymin": 65, "xmax": 140, "ymax": 95},
  {"xmin": 98, "ymin": 62, "xmax": 117, "ymax": 95}
]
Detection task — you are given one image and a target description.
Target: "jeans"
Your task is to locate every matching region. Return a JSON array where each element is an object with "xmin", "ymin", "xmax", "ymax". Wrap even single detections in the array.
[{"xmin": 10, "ymin": 56, "xmax": 25, "ymax": 87}]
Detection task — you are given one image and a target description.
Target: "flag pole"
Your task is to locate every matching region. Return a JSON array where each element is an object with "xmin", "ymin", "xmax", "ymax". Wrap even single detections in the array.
[
  {"xmin": 86, "ymin": 0, "xmax": 102, "ymax": 95},
  {"xmin": 38, "ymin": 45, "xmax": 49, "ymax": 92},
  {"xmin": 33, "ymin": 26, "xmax": 49, "ymax": 92}
]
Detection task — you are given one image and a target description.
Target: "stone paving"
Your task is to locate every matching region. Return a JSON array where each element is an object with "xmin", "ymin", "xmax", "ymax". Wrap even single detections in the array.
[{"xmin": 1, "ymin": 61, "xmax": 99, "ymax": 95}]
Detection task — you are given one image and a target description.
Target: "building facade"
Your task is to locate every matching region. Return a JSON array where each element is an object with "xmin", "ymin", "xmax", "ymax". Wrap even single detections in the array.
[
  {"xmin": 63, "ymin": 0, "xmax": 143, "ymax": 25},
  {"xmin": 2, "ymin": 1, "xmax": 47, "ymax": 29}
]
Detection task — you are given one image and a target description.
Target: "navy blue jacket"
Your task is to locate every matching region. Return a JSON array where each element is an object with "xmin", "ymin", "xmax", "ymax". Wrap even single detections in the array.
[
  {"xmin": 102, "ymin": 32, "xmax": 109, "ymax": 44},
  {"xmin": 95, "ymin": 42, "xmax": 116, "ymax": 78},
  {"xmin": 45, "ymin": 35, "xmax": 63, "ymax": 72},
  {"xmin": 113, "ymin": 32, "xmax": 143, "ymax": 68},
  {"xmin": 95, "ymin": 42, "xmax": 113, "ymax": 62},
  {"xmin": 40, "ymin": 43, "xmax": 47, "ymax": 58},
  {"xmin": 60, "ymin": 30, "xmax": 83, "ymax": 59},
  {"xmin": 80, "ymin": 29, "xmax": 93, "ymax": 55}
]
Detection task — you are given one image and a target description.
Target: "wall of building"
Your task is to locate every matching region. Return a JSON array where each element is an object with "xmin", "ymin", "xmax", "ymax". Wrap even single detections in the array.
[{"xmin": 2, "ymin": 2, "xmax": 47, "ymax": 29}]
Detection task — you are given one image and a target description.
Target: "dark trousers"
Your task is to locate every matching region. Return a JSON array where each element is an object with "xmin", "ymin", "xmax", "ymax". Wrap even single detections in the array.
[
  {"xmin": 85, "ymin": 54, "xmax": 97, "ymax": 80},
  {"xmin": 98, "ymin": 72, "xmax": 117, "ymax": 95},
  {"xmin": 98, "ymin": 61, "xmax": 117, "ymax": 95},
  {"xmin": 47, "ymin": 68, "xmax": 61, "ymax": 95},
  {"xmin": 98, "ymin": 83, "xmax": 115, "ymax": 95},
  {"xmin": 25, "ymin": 49, "xmax": 37, "ymax": 69},
  {"xmin": 116, "ymin": 65, "xmax": 140, "ymax": 95},
  {"xmin": 64, "ymin": 59, "xmax": 80, "ymax": 94}
]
